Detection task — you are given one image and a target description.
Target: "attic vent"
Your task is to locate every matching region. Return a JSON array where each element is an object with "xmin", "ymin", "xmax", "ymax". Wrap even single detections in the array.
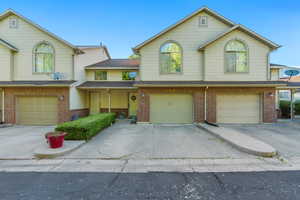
[
  {"xmin": 9, "ymin": 17, "xmax": 18, "ymax": 29},
  {"xmin": 199, "ymin": 16, "xmax": 208, "ymax": 27}
]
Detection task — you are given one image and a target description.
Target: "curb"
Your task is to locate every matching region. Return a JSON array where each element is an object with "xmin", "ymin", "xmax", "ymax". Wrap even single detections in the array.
[
  {"xmin": 34, "ymin": 141, "xmax": 86, "ymax": 159},
  {"xmin": 197, "ymin": 124, "xmax": 277, "ymax": 157}
]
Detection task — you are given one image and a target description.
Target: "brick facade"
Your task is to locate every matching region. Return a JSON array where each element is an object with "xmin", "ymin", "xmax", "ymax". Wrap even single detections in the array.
[
  {"xmin": 3, "ymin": 87, "xmax": 89, "ymax": 124},
  {"xmin": 69, "ymin": 108, "xmax": 90, "ymax": 120},
  {"xmin": 137, "ymin": 87, "xmax": 277, "ymax": 123}
]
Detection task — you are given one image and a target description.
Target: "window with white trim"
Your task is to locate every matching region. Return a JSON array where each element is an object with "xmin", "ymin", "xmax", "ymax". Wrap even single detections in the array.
[
  {"xmin": 225, "ymin": 40, "xmax": 248, "ymax": 73},
  {"xmin": 199, "ymin": 16, "xmax": 208, "ymax": 26},
  {"xmin": 160, "ymin": 42, "xmax": 182, "ymax": 73},
  {"xmin": 9, "ymin": 17, "xmax": 18, "ymax": 29},
  {"xmin": 33, "ymin": 42, "xmax": 55, "ymax": 73}
]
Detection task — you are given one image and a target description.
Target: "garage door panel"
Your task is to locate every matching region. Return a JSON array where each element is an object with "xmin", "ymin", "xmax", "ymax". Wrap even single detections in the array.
[
  {"xmin": 217, "ymin": 94, "xmax": 260, "ymax": 124},
  {"xmin": 17, "ymin": 97, "xmax": 58, "ymax": 125},
  {"xmin": 150, "ymin": 94, "xmax": 193, "ymax": 123}
]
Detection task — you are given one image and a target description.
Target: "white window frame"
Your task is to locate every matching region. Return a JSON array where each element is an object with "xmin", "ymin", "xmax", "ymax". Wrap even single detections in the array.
[
  {"xmin": 199, "ymin": 16, "xmax": 208, "ymax": 27},
  {"xmin": 9, "ymin": 17, "xmax": 18, "ymax": 29}
]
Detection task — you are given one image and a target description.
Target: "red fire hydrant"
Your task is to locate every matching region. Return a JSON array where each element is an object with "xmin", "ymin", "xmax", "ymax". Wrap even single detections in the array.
[{"xmin": 45, "ymin": 132, "xmax": 67, "ymax": 149}]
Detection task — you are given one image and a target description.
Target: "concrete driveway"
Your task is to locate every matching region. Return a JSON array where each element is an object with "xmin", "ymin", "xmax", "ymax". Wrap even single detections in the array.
[
  {"xmin": 225, "ymin": 121, "xmax": 300, "ymax": 159},
  {"xmin": 65, "ymin": 121, "xmax": 252, "ymax": 159},
  {"xmin": 0, "ymin": 126, "xmax": 54, "ymax": 159}
]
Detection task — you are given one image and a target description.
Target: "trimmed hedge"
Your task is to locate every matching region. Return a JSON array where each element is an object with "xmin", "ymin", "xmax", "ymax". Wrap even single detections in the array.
[
  {"xmin": 279, "ymin": 100, "xmax": 300, "ymax": 118},
  {"xmin": 55, "ymin": 113, "xmax": 116, "ymax": 141}
]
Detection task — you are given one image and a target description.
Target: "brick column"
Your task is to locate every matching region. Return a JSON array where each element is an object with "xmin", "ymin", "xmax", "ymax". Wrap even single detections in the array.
[
  {"xmin": 206, "ymin": 89, "xmax": 216, "ymax": 123},
  {"xmin": 193, "ymin": 91, "xmax": 205, "ymax": 123},
  {"xmin": 263, "ymin": 89, "xmax": 276, "ymax": 123},
  {"xmin": 137, "ymin": 89, "xmax": 150, "ymax": 122}
]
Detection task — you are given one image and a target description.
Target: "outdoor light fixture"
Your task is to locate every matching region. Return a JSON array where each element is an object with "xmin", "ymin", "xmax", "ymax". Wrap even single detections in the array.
[
  {"xmin": 59, "ymin": 95, "xmax": 64, "ymax": 101},
  {"xmin": 268, "ymin": 92, "xmax": 274, "ymax": 97}
]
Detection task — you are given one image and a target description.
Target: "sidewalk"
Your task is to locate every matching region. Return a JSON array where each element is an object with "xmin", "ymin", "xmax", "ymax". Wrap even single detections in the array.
[{"xmin": 0, "ymin": 156, "xmax": 299, "ymax": 173}]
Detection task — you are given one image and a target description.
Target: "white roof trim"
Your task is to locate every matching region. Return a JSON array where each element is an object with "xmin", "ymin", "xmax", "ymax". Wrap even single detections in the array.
[
  {"xmin": 0, "ymin": 9, "xmax": 80, "ymax": 52},
  {"xmin": 198, "ymin": 24, "xmax": 281, "ymax": 50},
  {"xmin": 0, "ymin": 38, "xmax": 18, "ymax": 51},
  {"xmin": 133, "ymin": 6, "xmax": 236, "ymax": 52}
]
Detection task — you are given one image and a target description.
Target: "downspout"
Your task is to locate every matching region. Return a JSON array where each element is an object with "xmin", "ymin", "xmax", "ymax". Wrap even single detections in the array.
[
  {"xmin": 204, "ymin": 86, "xmax": 208, "ymax": 121},
  {"xmin": 2, "ymin": 89, "xmax": 4, "ymax": 123}
]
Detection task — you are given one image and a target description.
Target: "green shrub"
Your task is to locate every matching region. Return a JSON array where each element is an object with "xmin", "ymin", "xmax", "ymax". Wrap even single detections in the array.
[
  {"xmin": 295, "ymin": 100, "xmax": 300, "ymax": 115},
  {"xmin": 279, "ymin": 100, "xmax": 290, "ymax": 118},
  {"xmin": 279, "ymin": 100, "xmax": 300, "ymax": 118},
  {"xmin": 55, "ymin": 113, "xmax": 116, "ymax": 141}
]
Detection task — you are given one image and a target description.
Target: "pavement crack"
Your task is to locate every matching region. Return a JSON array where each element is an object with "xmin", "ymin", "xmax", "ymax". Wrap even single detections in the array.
[
  {"xmin": 212, "ymin": 173, "xmax": 226, "ymax": 190},
  {"xmin": 108, "ymin": 159, "xmax": 128, "ymax": 187}
]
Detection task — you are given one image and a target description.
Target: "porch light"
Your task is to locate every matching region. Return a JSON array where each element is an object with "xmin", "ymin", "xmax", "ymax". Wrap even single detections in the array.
[{"xmin": 268, "ymin": 92, "xmax": 274, "ymax": 97}]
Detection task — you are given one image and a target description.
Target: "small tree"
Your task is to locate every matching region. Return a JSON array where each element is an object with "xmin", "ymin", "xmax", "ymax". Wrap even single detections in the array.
[{"xmin": 129, "ymin": 53, "xmax": 140, "ymax": 59}]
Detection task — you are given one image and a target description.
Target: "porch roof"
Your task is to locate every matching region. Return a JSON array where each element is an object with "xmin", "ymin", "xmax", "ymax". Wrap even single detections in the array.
[
  {"xmin": 0, "ymin": 80, "xmax": 76, "ymax": 87},
  {"xmin": 77, "ymin": 81, "xmax": 137, "ymax": 89}
]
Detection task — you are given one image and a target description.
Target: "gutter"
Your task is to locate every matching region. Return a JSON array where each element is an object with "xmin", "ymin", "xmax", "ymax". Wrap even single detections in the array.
[
  {"xmin": 133, "ymin": 84, "xmax": 287, "ymax": 88},
  {"xmin": 77, "ymin": 87, "xmax": 138, "ymax": 90}
]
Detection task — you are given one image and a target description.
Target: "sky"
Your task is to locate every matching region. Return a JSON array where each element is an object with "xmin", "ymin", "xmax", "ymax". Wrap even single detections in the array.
[{"xmin": 1, "ymin": 0, "xmax": 300, "ymax": 66}]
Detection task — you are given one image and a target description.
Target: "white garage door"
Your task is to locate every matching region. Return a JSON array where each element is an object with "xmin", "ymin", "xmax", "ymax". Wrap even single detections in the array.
[
  {"xmin": 217, "ymin": 94, "xmax": 261, "ymax": 123},
  {"xmin": 150, "ymin": 94, "xmax": 193, "ymax": 123}
]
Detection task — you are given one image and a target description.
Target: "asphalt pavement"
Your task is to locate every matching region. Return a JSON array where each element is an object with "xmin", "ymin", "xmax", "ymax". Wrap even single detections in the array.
[{"xmin": 0, "ymin": 171, "xmax": 299, "ymax": 200}]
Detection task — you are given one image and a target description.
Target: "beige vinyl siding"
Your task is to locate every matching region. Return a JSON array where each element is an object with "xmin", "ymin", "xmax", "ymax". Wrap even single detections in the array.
[
  {"xmin": 69, "ymin": 86, "xmax": 88, "ymax": 110},
  {"xmin": 217, "ymin": 94, "xmax": 261, "ymax": 123},
  {"xmin": 89, "ymin": 92, "xmax": 129, "ymax": 114},
  {"xmin": 0, "ymin": 89, "xmax": 2, "ymax": 122},
  {"xmin": 150, "ymin": 94, "xmax": 193, "ymax": 123},
  {"xmin": 90, "ymin": 92, "xmax": 100, "ymax": 114},
  {"xmin": 0, "ymin": 15, "xmax": 74, "ymax": 80},
  {"xmin": 270, "ymin": 68, "xmax": 280, "ymax": 80},
  {"xmin": 139, "ymin": 11, "xmax": 230, "ymax": 81},
  {"xmin": 86, "ymin": 70, "xmax": 138, "ymax": 81},
  {"xmin": 100, "ymin": 92, "xmax": 128, "ymax": 108},
  {"xmin": 204, "ymin": 30, "xmax": 270, "ymax": 81},
  {"xmin": 16, "ymin": 96, "xmax": 58, "ymax": 125},
  {"xmin": 0, "ymin": 44, "xmax": 12, "ymax": 81},
  {"xmin": 74, "ymin": 48, "xmax": 109, "ymax": 81}
]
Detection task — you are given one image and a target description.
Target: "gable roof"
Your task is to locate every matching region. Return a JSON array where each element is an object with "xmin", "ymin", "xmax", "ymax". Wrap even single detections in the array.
[
  {"xmin": 85, "ymin": 59, "xmax": 140, "ymax": 69},
  {"xmin": 0, "ymin": 9, "xmax": 82, "ymax": 53},
  {"xmin": 133, "ymin": 6, "xmax": 236, "ymax": 53},
  {"xmin": 76, "ymin": 45, "xmax": 111, "ymax": 59},
  {"xmin": 0, "ymin": 38, "xmax": 18, "ymax": 51},
  {"xmin": 198, "ymin": 24, "xmax": 281, "ymax": 50}
]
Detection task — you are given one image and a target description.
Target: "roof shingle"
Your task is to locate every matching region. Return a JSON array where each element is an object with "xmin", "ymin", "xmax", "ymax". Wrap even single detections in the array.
[{"xmin": 85, "ymin": 59, "xmax": 140, "ymax": 69}]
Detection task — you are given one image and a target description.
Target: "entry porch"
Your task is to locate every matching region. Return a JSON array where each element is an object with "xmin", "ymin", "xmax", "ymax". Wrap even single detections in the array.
[{"xmin": 86, "ymin": 89, "xmax": 138, "ymax": 118}]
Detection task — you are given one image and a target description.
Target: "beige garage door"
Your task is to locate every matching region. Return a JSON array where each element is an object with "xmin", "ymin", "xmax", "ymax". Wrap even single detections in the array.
[
  {"xmin": 16, "ymin": 96, "xmax": 58, "ymax": 125},
  {"xmin": 217, "ymin": 94, "xmax": 261, "ymax": 124},
  {"xmin": 150, "ymin": 94, "xmax": 193, "ymax": 123}
]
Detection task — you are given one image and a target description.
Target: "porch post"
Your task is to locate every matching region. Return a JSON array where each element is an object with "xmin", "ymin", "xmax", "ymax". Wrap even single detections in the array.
[{"xmin": 108, "ymin": 90, "xmax": 111, "ymax": 113}]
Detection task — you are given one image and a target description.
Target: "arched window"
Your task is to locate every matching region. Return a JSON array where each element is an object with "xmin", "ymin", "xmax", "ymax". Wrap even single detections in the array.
[
  {"xmin": 160, "ymin": 41, "xmax": 182, "ymax": 73},
  {"xmin": 225, "ymin": 40, "xmax": 248, "ymax": 73},
  {"xmin": 33, "ymin": 42, "xmax": 54, "ymax": 73}
]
